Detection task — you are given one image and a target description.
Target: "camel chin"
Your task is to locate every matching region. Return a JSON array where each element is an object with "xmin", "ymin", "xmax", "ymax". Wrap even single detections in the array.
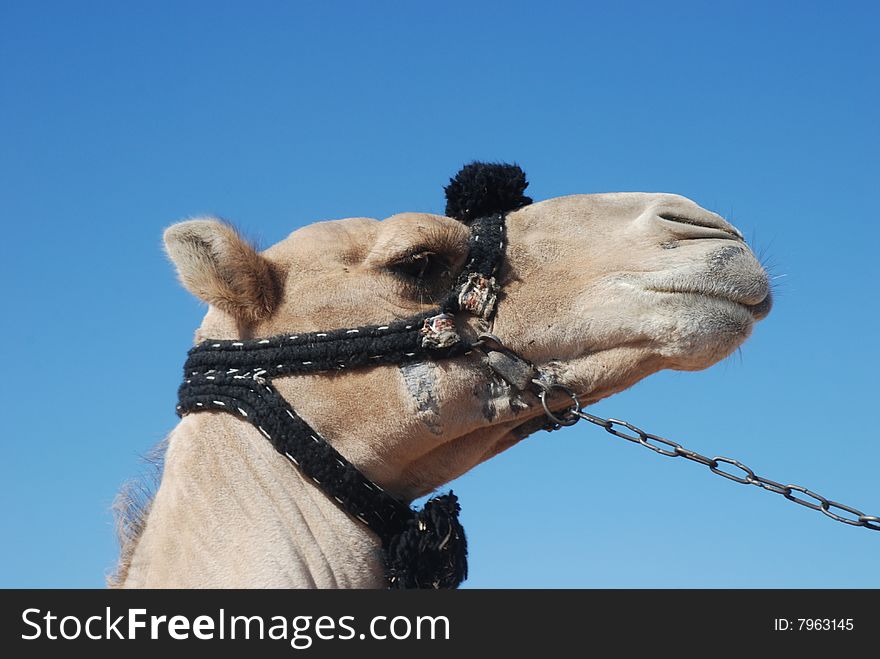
[{"xmin": 634, "ymin": 238, "xmax": 772, "ymax": 371}]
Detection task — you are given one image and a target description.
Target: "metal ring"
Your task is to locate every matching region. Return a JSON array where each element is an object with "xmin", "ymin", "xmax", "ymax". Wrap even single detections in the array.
[
  {"xmin": 476, "ymin": 333, "xmax": 506, "ymax": 350},
  {"xmin": 536, "ymin": 382, "xmax": 581, "ymax": 427}
]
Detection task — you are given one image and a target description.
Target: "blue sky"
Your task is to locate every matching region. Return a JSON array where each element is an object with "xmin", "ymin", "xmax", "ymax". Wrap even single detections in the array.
[{"xmin": 1, "ymin": 1, "xmax": 877, "ymax": 587}]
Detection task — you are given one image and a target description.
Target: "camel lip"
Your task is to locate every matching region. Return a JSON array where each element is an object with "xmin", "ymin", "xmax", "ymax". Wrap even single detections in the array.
[
  {"xmin": 646, "ymin": 287, "xmax": 772, "ymax": 320},
  {"xmin": 744, "ymin": 291, "xmax": 772, "ymax": 320}
]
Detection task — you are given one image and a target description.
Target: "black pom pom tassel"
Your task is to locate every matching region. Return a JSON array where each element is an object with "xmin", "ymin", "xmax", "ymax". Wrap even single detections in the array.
[
  {"xmin": 383, "ymin": 492, "xmax": 468, "ymax": 589},
  {"xmin": 444, "ymin": 161, "xmax": 532, "ymax": 224}
]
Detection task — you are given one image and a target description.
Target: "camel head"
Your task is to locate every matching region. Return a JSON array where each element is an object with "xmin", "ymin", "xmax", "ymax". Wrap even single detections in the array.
[{"xmin": 163, "ymin": 168, "xmax": 771, "ymax": 503}]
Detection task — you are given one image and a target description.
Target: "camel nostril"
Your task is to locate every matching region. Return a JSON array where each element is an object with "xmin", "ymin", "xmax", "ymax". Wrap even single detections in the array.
[{"xmin": 658, "ymin": 213, "xmax": 744, "ymax": 240}]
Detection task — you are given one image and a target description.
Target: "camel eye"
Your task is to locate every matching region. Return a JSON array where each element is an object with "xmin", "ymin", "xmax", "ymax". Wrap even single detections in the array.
[{"xmin": 389, "ymin": 250, "xmax": 449, "ymax": 282}]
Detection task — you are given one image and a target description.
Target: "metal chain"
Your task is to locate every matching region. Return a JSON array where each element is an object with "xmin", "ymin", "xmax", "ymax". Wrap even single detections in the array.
[{"xmin": 536, "ymin": 383, "xmax": 880, "ymax": 531}]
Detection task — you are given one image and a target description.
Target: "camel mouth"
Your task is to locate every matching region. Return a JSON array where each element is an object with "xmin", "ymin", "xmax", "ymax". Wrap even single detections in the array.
[
  {"xmin": 710, "ymin": 291, "xmax": 772, "ymax": 321},
  {"xmin": 646, "ymin": 287, "xmax": 772, "ymax": 321}
]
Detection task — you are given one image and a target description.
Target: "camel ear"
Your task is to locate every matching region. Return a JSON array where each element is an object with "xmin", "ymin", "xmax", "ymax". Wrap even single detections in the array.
[{"xmin": 163, "ymin": 218, "xmax": 279, "ymax": 322}]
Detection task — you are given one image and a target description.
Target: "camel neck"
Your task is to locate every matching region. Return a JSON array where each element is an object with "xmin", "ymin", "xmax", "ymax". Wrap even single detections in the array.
[{"xmin": 121, "ymin": 413, "xmax": 386, "ymax": 588}]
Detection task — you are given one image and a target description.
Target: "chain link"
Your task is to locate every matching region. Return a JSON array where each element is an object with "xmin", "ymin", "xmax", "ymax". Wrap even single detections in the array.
[{"xmin": 541, "ymin": 386, "xmax": 879, "ymax": 532}]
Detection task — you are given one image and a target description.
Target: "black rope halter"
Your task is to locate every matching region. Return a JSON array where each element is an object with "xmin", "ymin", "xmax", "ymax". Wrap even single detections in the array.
[{"xmin": 177, "ymin": 162, "xmax": 533, "ymax": 589}]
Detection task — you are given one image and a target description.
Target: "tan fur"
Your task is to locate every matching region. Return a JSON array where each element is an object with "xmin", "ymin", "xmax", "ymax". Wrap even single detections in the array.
[
  {"xmin": 116, "ymin": 193, "xmax": 770, "ymax": 588},
  {"xmin": 164, "ymin": 219, "xmax": 279, "ymax": 323},
  {"xmin": 108, "ymin": 440, "xmax": 166, "ymax": 587}
]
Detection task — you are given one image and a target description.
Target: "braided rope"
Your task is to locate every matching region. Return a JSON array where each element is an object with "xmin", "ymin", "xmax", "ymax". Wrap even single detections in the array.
[
  {"xmin": 176, "ymin": 291, "xmax": 479, "ymax": 589},
  {"xmin": 174, "ymin": 162, "xmax": 531, "ymax": 588},
  {"xmin": 443, "ymin": 213, "xmax": 506, "ymax": 315},
  {"xmin": 182, "ymin": 310, "xmax": 469, "ymax": 377}
]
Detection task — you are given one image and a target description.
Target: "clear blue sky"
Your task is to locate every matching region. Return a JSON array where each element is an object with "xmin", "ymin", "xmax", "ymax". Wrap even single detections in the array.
[{"xmin": 2, "ymin": 1, "xmax": 877, "ymax": 588}]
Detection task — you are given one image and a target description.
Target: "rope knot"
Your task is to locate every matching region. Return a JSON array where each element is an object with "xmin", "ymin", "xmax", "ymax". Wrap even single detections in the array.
[{"xmin": 383, "ymin": 492, "xmax": 468, "ymax": 589}]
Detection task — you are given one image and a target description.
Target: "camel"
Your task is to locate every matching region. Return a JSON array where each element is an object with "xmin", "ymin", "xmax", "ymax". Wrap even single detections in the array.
[{"xmin": 113, "ymin": 164, "xmax": 771, "ymax": 588}]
